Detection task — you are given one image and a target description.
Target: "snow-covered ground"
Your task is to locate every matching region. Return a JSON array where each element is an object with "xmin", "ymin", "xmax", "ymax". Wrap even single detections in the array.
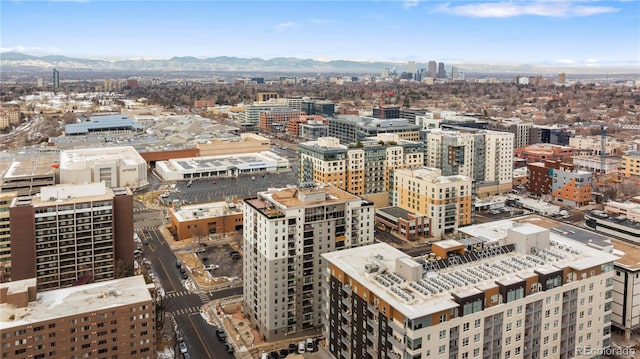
[{"xmin": 156, "ymin": 346, "xmax": 174, "ymax": 359}]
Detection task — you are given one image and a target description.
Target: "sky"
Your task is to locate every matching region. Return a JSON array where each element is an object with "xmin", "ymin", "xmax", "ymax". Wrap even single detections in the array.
[{"xmin": 1, "ymin": 0, "xmax": 639, "ymax": 69}]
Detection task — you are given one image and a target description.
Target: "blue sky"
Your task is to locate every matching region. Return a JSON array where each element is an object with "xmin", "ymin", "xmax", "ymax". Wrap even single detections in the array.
[{"xmin": 1, "ymin": 0, "xmax": 638, "ymax": 68}]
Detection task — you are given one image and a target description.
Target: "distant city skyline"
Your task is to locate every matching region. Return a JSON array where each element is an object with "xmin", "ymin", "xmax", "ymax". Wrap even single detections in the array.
[{"xmin": 1, "ymin": 1, "xmax": 638, "ymax": 70}]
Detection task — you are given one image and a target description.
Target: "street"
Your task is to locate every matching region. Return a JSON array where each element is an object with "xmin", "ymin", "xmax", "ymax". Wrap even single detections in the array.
[{"xmin": 140, "ymin": 226, "xmax": 241, "ymax": 359}]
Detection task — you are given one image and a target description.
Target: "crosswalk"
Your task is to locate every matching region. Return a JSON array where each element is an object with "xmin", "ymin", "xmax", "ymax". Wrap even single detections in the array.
[
  {"xmin": 198, "ymin": 292, "xmax": 211, "ymax": 303},
  {"xmin": 165, "ymin": 290, "xmax": 190, "ymax": 298},
  {"xmin": 169, "ymin": 306, "xmax": 201, "ymax": 316}
]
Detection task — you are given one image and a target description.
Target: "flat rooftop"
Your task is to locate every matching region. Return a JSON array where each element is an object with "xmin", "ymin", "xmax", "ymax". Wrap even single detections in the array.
[
  {"xmin": 60, "ymin": 146, "xmax": 145, "ymax": 169},
  {"xmin": 610, "ymin": 239, "xmax": 640, "ymax": 271},
  {"xmin": 324, "ymin": 233, "xmax": 618, "ymax": 319},
  {"xmin": 2, "ymin": 152, "xmax": 58, "ymax": 179},
  {"xmin": 460, "ymin": 214, "xmax": 612, "ymax": 249},
  {"xmin": 588, "ymin": 210, "xmax": 640, "ymax": 230},
  {"xmin": 0, "ymin": 275, "xmax": 151, "ymax": 330},
  {"xmin": 158, "ymin": 151, "xmax": 287, "ymax": 172},
  {"xmin": 172, "ymin": 201, "xmax": 242, "ymax": 222}
]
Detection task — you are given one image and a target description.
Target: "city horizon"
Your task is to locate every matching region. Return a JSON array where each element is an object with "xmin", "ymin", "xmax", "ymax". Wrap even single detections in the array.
[{"xmin": 1, "ymin": 1, "xmax": 638, "ymax": 72}]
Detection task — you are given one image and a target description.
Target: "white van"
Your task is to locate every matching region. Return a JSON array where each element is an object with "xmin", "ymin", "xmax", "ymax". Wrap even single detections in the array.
[
  {"xmin": 298, "ymin": 340, "xmax": 305, "ymax": 354},
  {"xmin": 260, "ymin": 353, "xmax": 269, "ymax": 359}
]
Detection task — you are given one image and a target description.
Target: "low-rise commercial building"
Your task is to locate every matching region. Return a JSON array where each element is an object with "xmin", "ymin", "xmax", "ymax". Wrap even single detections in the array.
[
  {"xmin": 59, "ymin": 146, "xmax": 148, "ymax": 191},
  {"xmin": 1, "ymin": 152, "xmax": 57, "ymax": 196},
  {"xmin": 169, "ymin": 201, "xmax": 243, "ymax": 241},
  {"xmin": 155, "ymin": 151, "xmax": 290, "ymax": 181}
]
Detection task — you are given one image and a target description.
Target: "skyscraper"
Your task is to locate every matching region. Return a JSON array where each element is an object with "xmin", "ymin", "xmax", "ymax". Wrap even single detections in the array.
[
  {"xmin": 407, "ymin": 61, "xmax": 416, "ymax": 79},
  {"xmin": 451, "ymin": 66, "xmax": 459, "ymax": 80},
  {"xmin": 437, "ymin": 62, "xmax": 447, "ymax": 78},
  {"xmin": 52, "ymin": 68, "xmax": 59, "ymax": 89},
  {"xmin": 428, "ymin": 61, "xmax": 437, "ymax": 78}
]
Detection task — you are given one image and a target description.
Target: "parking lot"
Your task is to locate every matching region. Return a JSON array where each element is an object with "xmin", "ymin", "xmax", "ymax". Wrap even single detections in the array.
[
  {"xmin": 158, "ymin": 170, "xmax": 299, "ymax": 206},
  {"xmin": 172, "ymin": 235, "xmax": 244, "ymax": 291}
]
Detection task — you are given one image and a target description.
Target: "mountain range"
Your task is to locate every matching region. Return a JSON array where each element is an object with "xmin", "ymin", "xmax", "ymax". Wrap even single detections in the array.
[{"xmin": 0, "ymin": 52, "xmax": 636, "ymax": 75}]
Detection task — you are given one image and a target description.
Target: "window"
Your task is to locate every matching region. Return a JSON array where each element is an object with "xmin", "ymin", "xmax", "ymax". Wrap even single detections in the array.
[
  {"xmin": 463, "ymin": 323, "xmax": 470, "ymax": 332},
  {"xmin": 462, "ymin": 337, "xmax": 469, "ymax": 346},
  {"xmin": 439, "ymin": 330, "xmax": 446, "ymax": 339},
  {"xmin": 439, "ymin": 345, "xmax": 446, "ymax": 354}
]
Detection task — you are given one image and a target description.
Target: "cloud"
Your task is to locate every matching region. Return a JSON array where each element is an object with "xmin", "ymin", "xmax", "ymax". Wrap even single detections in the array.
[
  {"xmin": 403, "ymin": 0, "xmax": 421, "ymax": 10},
  {"xmin": 556, "ymin": 59, "xmax": 576, "ymax": 64},
  {"xmin": 0, "ymin": 46, "xmax": 64, "ymax": 55},
  {"xmin": 433, "ymin": 1, "xmax": 619, "ymax": 18},
  {"xmin": 273, "ymin": 22, "xmax": 298, "ymax": 32}
]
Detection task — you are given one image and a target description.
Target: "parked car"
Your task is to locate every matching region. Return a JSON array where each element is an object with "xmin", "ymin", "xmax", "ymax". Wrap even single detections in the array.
[
  {"xmin": 181, "ymin": 272, "xmax": 188, "ymax": 280},
  {"xmin": 269, "ymin": 351, "xmax": 280, "ymax": 359},
  {"xmin": 306, "ymin": 338, "xmax": 315, "ymax": 352},
  {"xmin": 298, "ymin": 341, "xmax": 305, "ymax": 354},
  {"xmin": 230, "ymin": 250, "xmax": 241, "ymax": 260},
  {"xmin": 176, "ymin": 260, "xmax": 181, "ymax": 268},
  {"xmin": 179, "ymin": 342, "xmax": 187, "ymax": 354},
  {"xmin": 288, "ymin": 343, "xmax": 297, "ymax": 353},
  {"xmin": 215, "ymin": 328, "xmax": 227, "ymax": 341},
  {"xmin": 279, "ymin": 348, "xmax": 289, "ymax": 357},
  {"xmin": 224, "ymin": 342, "xmax": 234, "ymax": 353}
]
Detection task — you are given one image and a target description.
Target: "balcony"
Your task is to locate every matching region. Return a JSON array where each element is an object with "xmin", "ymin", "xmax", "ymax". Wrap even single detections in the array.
[
  {"xmin": 388, "ymin": 320, "xmax": 406, "ymax": 336},
  {"xmin": 387, "ymin": 335, "xmax": 406, "ymax": 351}
]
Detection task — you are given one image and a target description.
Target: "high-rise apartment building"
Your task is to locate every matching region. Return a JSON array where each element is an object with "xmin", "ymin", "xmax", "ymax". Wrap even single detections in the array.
[
  {"xmin": 9, "ymin": 183, "xmax": 134, "ymax": 291},
  {"xmin": 488, "ymin": 118, "xmax": 533, "ymax": 149},
  {"xmin": 322, "ymin": 223, "xmax": 616, "ymax": 359},
  {"xmin": 242, "ymin": 184, "xmax": 375, "ymax": 341},
  {"xmin": 0, "ymin": 275, "xmax": 155, "ymax": 359},
  {"xmin": 425, "ymin": 129, "xmax": 514, "ymax": 197},
  {"xmin": 390, "ymin": 167, "xmax": 473, "ymax": 238},
  {"xmin": 299, "ymin": 135, "xmax": 424, "ymax": 197},
  {"xmin": 53, "ymin": 68, "xmax": 59, "ymax": 89},
  {"xmin": 0, "ymin": 191, "xmax": 17, "ymax": 282}
]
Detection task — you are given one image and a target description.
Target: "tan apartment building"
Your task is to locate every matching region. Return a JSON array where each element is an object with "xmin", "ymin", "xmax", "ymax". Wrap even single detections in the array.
[
  {"xmin": 0, "ymin": 275, "xmax": 155, "ymax": 359},
  {"xmin": 299, "ymin": 135, "xmax": 423, "ymax": 203},
  {"xmin": 390, "ymin": 167, "xmax": 473, "ymax": 239},
  {"xmin": 620, "ymin": 150, "xmax": 640, "ymax": 178},
  {"xmin": 169, "ymin": 200, "xmax": 243, "ymax": 241},
  {"xmin": 322, "ymin": 223, "xmax": 617, "ymax": 359},
  {"xmin": 9, "ymin": 183, "xmax": 134, "ymax": 291}
]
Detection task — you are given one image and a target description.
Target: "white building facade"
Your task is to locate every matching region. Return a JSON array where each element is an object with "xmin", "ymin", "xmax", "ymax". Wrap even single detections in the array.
[{"xmin": 242, "ymin": 184, "xmax": 375, "ymax": 341}]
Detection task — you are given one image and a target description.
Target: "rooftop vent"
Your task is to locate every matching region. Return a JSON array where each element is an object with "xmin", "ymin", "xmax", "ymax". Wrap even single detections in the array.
[{"xmin": 364, "ymin": 263, "xmax": 379, "ymax": 274}]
